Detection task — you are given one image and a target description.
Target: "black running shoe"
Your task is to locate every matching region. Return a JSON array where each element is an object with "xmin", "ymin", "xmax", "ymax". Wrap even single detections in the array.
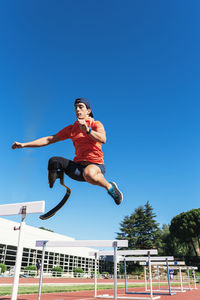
[
  {"xmin": 48, "ymin": 170, "xmax": 63, "ymax": 188},
  {"xmin": 108, "ymin": 182, "xmax": 123, "ymax": 205}
]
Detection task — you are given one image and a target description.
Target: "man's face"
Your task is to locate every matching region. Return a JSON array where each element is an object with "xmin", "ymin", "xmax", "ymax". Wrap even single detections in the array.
[{"xmin": 75, "ymin": 103, "xmax": 91, "ymax": 119}]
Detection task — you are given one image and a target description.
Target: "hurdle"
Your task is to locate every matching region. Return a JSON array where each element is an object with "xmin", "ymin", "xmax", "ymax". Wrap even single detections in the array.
[
  {"xmin": 184, "ymin": 266, "xmax": 198, "ymax": 291},
  {"xmin": 90, "ymin": 250, "xmax": 160, "ymax": 300},
  {"xmin": 92, "ymin": 250, "xmax": 158, "ymax": 257},
  {"xmin": 36, "ymin": 239, "xmax": 128, "ymax": 300},
  {"xmin": 165, "ymin": 266, "xmax": 198, "ymax": 292},
  {"xmin": 140, "ymin": 261, "xmax": 185, "ymax": 295},
  {"xmin": 191, "ymin": 266, "xmax": 198, "ymax": 290},
  {"xmin": 140, "ymin": 262, "xmax": 198, "ymax": 294},
  {"xmin": 121, "ymin": 255, "xmax": 175, "ymax": 297},
  {"xmin": 0, "ymin": 201, "xmax": 45, "ymax": 300}
]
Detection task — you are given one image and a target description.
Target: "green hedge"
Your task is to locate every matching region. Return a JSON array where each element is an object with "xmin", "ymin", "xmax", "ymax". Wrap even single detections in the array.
[
  {"xmin": 0, "ymin": 264, "xmax": 7, "ymax": 274},
  {"xmin": 24, "ymin": 265, "xmax": 37, "ymax": 277},
  {"xmin": 51, "ymin": 266, "xmax": 63, "ymax": 277},
  {"xmin": 73, "ymin": 268, "xmax": 84, "ymax": 277}
]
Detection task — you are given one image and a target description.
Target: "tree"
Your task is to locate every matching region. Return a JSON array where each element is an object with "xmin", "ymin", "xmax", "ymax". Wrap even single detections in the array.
[
  {"xmin": 169, "ymin": 208, "xmax": 200, "ymax": 257},
  {"xmin": 160, "ymin": 224, "xmax": 192, "ymax": 259},
  {"xmin": 117, "ymin": 201, "xmax": 162, "ymax": 250}
]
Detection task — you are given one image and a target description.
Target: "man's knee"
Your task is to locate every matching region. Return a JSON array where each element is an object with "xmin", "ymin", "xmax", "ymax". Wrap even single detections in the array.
[
  {"xmin": 48, "ymin": 156, "xmax": 70, "ymax": 171},
  {"xmin": 48, "ymin": 157, "xmax": 61, "ymax": 170},
  {"xmin": 83, "ymin": 166, "xmax": 100, "ymax": 181}
]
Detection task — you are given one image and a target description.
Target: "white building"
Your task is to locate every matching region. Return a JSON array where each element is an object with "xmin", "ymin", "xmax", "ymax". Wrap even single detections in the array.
[{"xmin": 0, "ymin": 217, "xmax": 98, "ymax": 273}]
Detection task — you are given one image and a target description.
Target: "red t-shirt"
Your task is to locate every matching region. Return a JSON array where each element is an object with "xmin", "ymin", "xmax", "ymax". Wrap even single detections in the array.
[{"xmin": 56, "ymin": 118, "xmax": 105, "ymax": 164}]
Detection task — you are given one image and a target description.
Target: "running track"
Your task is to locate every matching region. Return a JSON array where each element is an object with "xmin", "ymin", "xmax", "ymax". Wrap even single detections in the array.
[{"xmin": 0, "ymin": 278, "xmax": 199, "ymax": 300}]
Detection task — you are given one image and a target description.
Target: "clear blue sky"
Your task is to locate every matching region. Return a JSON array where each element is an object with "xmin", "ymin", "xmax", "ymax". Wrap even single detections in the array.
[{"xmin": 1, "ymin": 0, "xmax": 199, "ymax": 241}]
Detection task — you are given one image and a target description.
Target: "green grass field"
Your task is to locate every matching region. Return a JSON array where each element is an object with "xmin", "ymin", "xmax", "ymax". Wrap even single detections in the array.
[{"xmin": 0, "ymin": 282, "xmax": 194, "ymax": 296}]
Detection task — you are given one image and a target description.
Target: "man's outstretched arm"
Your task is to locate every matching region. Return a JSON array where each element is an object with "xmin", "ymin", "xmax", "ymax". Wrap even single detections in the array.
[{"xmin": 12, "ymin": 134, "xmax": 61, "ymax": 149}]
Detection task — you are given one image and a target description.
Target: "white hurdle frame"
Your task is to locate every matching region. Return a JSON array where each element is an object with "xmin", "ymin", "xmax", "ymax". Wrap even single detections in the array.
[
  {"xmin": 90, "ymin": 250, "xmax": 160, "ymax": 300},
  {"xmin": 167, "ymin": 266, "xmax": 198, "ymax": 292},
  {"xmin": 191, "ymin": 267, "xmax": 198, "ymax": 290},
  {"xmin": 142, "ymin": 261, "xmax": 185, "ymax": 293},
  {"xmin": 121, "ymin": 255, "xmax": 174, "ymax": 298},
  {"xmin": 91, "ymin": 250, "xmax": 158, "ymax": 257},
  {"xmin": 140, "ymin": 261, "xmax": 185, "ymax": 295},
  {"xmin": 141, "ymin": 262, "xmax": 198, "ymax": 294},
  {"xmin": 36, "ymin": 239, "xmax": 128, "ymax": 300},
  {"xmin": 0, "ymin": 201, "xmax": 45, "ymax": 300}
]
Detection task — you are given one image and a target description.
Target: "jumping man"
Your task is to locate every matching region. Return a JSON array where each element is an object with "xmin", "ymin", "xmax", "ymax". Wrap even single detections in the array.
[{"xmin": 12, "ymin": 98, "xmax": 123, "ymax": 205}]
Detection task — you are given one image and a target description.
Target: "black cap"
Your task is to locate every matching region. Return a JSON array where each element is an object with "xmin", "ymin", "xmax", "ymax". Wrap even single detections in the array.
[{"xmin": 74, "ymin": 98, "xmax": 91, "ymax": 109}]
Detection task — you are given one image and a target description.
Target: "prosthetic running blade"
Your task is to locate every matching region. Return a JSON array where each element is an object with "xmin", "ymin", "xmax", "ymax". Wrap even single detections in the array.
[{"xmin": 40, "ymin": 172, "xmax": 71, "ymax": 220}]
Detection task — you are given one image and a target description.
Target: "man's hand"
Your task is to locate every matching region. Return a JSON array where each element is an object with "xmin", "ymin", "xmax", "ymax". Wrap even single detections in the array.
[
  {"xmin": 12, "ymin": 142, "xmax": 24, "ymax": 149},
  {"xmin": 77, "ymin": 119, "xmax": 89, "ymax": 133}
]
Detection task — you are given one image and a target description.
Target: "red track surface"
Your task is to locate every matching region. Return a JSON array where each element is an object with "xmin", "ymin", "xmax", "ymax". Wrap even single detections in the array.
[
  {"xmin": 0, "ymin": 278, "xmax": 199, "ymax": 300},
  {"xmin": 0, "ymin": 288, "xmax": 200, "ymax": 300},
  {"xmin": 0, "ymin": 278, "xmax": 124, "ymax": 284}
]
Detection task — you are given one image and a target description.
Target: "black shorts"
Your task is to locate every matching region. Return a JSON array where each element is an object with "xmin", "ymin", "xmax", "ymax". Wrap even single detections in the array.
[
  {"xmin": 66, "ymin": 160, "xmax": 106, "ymax": 182},
  {"xmin": 48, "ymin": 157, "xmax": 106, "ymax": 182}
]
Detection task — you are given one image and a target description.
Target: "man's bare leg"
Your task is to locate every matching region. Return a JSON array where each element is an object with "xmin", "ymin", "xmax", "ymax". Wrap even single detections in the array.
[
  {"xmin": 83, "ymin": 165, "xmax": 111, "ymax": 190},
  {"xmin": 83, "ymin": 165, "xmax": 123, "ymax": 205}
]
